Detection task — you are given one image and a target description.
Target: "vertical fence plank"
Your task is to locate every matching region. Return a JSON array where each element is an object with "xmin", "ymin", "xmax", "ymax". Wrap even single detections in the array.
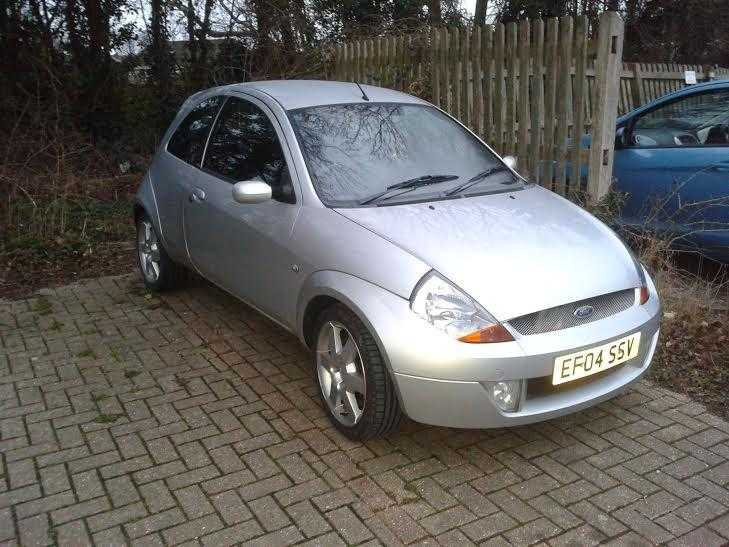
[
  {"xmin": 542, "ymin": 18, "xmax": 559, "ymax": 189},
  {"xmin": 472, "ymin": 26, "xmax": 483, "ymax": 137},
  {"xmin": 396, "ymin": 35, "xmax": 404, "ymax": 90},
  {"xmin": 364, "ymin": 38, "xmax": 374, "ymax": 84},
  {"xmin": 494, "ymin": 23, "xmax": 505, "ymax": 154},
  {"xmin": 587, "ymin": 11, "xmax": 625, "ymax": 200},
  {"xmin": 431, "ymin": 27, "xmax": 440, "ymax": 107},
  {"xmin": 571, "ymin": 15, "xmax": 588, "ymax": 196},
  {"xmin": 374, "ymin": 38, "xmax": 381, "ymax": 86},
  {"xmin": 452, "ymin": 27, "xmax": 461, "ymax": 120},
  {"xmin": 554, "ymin": 16, "xmax": 573, "ymax": 196},
  {"xmin": 383, "ymin": 36, "xmax": 389, "ymax": 86},
  {"xmin": 505, "ymin": 22, "xmax": 518, "ymax": 156},
  {"xmin": 441, "ymin": 28, "xmax": 450, "ymax": 112},
  {"xmin": 332, "ymin": 44, "xmax": 340, "ymax": 80},
  {"xmin": 334, "ymin": 44, "xmax": 342, "ymax": 80},
  {"xmin": 482, "ymin": 25, "xmax": 493, "ymax": 143},
  {"xmin": 462, "ymin": 27, "xmax": 471, "ymax": 128},
  {"xmin": 517, "ymin": 19, "xmax": 531, "ymax": 173},
  {"xmin": 354, "ymin": 40, "xmax": 361, "ymax": 82},
  {"xmin": 529, "ymin": 19, "xmax": 544, "ymax": 181}
]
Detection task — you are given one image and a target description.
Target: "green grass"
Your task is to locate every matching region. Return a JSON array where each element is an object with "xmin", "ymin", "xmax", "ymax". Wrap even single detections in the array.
[
  {"xmin": 94, "ymin": 413, "xmax": 122, "ymax": 424},
  {"xmin": 77, "ymin": 349, "xmax": 97, "ymax": 359},
  {"xmin": 33, "ymin": 295, "xmax": 53, "ymax": 315},
  {"xmin": 4, "ymin": 197, "xmax": 134, "ymax": 252},
  {"xmin": 49, "ymin": 319, "xmax": 63, "ymax": 331}
]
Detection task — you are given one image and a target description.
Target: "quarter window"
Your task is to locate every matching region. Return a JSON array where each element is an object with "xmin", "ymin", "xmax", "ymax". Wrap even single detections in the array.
[
  {"xmin": 167, "ymin": 96, "xmax": 224, "ymax": 165},
  {"xmin": 203, "ymin": 97, "xmax": 294, "ymax": 203},
  {"xmin": 631, "ymin": 89, "xmax": 729, "ymax": 148}
]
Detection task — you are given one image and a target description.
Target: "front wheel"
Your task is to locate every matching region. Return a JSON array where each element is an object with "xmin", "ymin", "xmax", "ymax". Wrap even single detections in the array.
[
  {"xmin": 136, "ymin": 214, "xmax": 184, "ymax": 291},
  {"xmin": 313, "ymin": 304, "xmax": 403, "ymax": 440}
]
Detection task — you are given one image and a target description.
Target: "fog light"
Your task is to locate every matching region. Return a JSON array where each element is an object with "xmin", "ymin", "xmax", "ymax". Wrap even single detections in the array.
[{"xmin": 488, "ymin": 380, "xmax": 522, "ymax": 412}]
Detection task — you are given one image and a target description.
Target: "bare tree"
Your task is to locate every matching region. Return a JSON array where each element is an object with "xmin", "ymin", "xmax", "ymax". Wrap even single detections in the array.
[
  {"xmin": 474, "ymin": 0, "xmax": 488, "ymax": 25},
  {"xmin": 428, "ymin": 0, "xmax": 441, "ymax": 23}
]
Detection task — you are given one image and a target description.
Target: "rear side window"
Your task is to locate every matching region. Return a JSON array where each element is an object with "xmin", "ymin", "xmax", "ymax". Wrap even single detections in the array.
[{"xmin": 167, "ymin": 96, "xmax": 224, "ymax": 165}]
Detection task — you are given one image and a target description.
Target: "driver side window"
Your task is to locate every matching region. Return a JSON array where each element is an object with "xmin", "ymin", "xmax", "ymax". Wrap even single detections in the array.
[
  {"xmin": 202, "ymin": 97, "xmax": 295, "ymax": 203},
  {"xmin": 631, "ymin": 88, "xmax": 729, "ymax": 148}
]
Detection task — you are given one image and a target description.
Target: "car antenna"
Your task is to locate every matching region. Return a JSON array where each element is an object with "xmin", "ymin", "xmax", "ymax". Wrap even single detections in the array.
[{"xmin": 354, "ymin": 82, "xmax": 370, "ymax": 101}]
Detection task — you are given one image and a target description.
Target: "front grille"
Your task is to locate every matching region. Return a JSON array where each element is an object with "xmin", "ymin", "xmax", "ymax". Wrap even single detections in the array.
[{"xmin": 508, "ymin": 289, "xmax": 635, "ymax": 336}]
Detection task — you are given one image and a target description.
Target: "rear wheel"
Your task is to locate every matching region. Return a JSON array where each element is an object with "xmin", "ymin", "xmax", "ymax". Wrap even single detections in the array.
[
  {"xmin": 136, "ymin": 214, "xmax": 184, "ymax": 291},
  {"xmin": 313, "ymin": 304, "xmax": 403, "ymax": 440}
]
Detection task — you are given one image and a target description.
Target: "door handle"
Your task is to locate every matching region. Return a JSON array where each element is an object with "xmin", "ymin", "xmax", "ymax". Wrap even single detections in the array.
[
  {"xmin": 189, "ymin": 188, "xmax": 206, "ymax": 203},
  {"xmin": 710, "ymin": 164, "xmax": 729, "ymax": 173}
]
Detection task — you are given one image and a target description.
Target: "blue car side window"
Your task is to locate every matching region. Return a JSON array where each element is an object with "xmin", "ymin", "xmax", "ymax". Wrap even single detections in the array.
[{"xmin": 630, "ymin": 89, "xmax": 729, "ymax": 148}]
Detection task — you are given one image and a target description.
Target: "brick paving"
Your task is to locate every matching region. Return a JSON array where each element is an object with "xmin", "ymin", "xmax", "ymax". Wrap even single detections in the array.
[{"xmin": 1, "ymin": 273, "xmax": 729, "ymax": 546}]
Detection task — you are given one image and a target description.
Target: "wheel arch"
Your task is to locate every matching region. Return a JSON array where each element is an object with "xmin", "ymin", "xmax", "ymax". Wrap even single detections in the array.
[
  {"xmin": 297, "ymin": 271, "xmax": 409, "ymax": 409},
  {"xmin": 134, "ymin": 173, "xmax": 166, "ymax": 245}
]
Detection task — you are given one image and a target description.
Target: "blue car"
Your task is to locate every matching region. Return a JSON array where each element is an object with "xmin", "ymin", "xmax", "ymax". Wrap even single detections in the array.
[{"xmin": 613, "ymin": 79, "xmax": 729, "ymax": 262}]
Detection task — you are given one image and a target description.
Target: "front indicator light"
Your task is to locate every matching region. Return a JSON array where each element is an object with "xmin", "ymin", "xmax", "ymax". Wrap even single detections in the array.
[
  {"xmin": 639, "ymin": 286, "xmax": 649, "ymax": 305},
  {"xmin": 487, "ymin": 380, "xmax": 522, "ymax": 412},
  {"xmin": 459, "ymin": 324, "xmax": 514, "ymax": 343}
]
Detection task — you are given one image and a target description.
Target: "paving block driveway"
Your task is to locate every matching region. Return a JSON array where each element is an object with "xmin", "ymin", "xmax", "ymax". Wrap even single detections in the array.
[{"xmin": 1, "ymin": 274, "xmax": 729, "ymax": 547}]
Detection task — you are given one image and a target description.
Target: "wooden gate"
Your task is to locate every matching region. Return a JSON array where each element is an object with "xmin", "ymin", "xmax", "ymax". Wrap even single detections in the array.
[{"xmin": 331, "ymin": 12, "xmax": 625, "ymax": 201}]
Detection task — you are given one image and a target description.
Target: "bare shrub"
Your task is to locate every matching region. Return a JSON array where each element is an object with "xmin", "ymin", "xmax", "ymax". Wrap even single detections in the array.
[{"xmin": 579, "ymin": 189, "xmax": 729, "ymax": 417}]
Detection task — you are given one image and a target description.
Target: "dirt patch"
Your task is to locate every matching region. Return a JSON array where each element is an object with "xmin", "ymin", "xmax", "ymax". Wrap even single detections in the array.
[
  {"xmin": 646, "ymin": 258, "xmax": 729, "ymax": 421},
  {"xmin": 650, "ymin": 313, "xmax": 729, "ymax": 420},
  {"xmin": 1, "ymin": 195, "xmax": 137, "ymax": 300},
  {"xmin": 0, "ymin": 240, "xmax": 136, "ymax": 300}
]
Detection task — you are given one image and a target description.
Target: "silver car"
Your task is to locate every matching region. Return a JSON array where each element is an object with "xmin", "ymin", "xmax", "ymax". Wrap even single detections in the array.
[{"xmin": 134, "ymin": 80, "xmax": 661, "ymax": 440}]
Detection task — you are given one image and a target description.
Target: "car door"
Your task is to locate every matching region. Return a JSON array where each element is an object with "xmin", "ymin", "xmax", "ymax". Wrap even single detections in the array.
[
  {"xmin": 183, "ymin": 94, "xmax": 301, "ymax": 325},
  {"xmin": 614, "ymin": 87, "xmax": 729, "ymax": 243},
  {"xmin": 150, "ymin": 95, "xmax": 225, "ymax": 260}
]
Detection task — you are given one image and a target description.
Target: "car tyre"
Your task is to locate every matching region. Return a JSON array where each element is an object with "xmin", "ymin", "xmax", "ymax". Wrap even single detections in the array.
[
  {"xmin": 313, "ymin": 304, "xmax": 403, "ymax": 440},
  {"xmin": 136, "ymin": 213, "xmax": 185, "ymax": 292}
]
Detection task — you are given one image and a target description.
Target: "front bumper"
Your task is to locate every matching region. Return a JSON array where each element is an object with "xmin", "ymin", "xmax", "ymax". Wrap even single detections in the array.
[
  {"xmin": 367, "ymin": 272, "xmax": 661, "ymax": 429},
  {"xmin": 394, "ymin": 328, "xmax": 658, "ymax": 428}
]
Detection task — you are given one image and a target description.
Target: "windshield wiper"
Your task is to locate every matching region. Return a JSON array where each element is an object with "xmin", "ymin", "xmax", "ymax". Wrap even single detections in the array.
[
  {"xmin": 358, "ymin": 174, "xmax": 459, "ymax": 206},
  {"xmin": 444, "ymin": 166, "xmax": 513, "ymax": 196}
]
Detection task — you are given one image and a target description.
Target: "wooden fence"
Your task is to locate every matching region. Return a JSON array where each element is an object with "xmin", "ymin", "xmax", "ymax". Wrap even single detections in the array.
[
  {"xmin": 331, "ymin": 12, "xmax": 625, "ymax": 200},
  {"xmin": 618, "ymin": 63, "xmax": 729, "ymax": 114}
]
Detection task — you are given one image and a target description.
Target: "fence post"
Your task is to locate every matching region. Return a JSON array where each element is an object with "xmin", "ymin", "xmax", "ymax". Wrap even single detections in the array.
[{"xmin": 587, "ymin": 11, "xmax": 624, "ymax": 201}]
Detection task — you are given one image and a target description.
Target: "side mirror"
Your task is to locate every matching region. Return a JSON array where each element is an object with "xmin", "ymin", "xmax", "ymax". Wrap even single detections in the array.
[
  {"xmin": 615, "ymin": 126, "xmax": 626, "ymax": 149},
  {"xmin": 503, "ymin": 155, "xmax": 517, "ymax": 170},
  {"xmin": 232, "ymin": 180, "xmax": 272, "ymax": 204}
]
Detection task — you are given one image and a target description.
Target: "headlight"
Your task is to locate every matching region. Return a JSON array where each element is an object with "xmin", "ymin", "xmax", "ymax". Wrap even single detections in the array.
[{"xmin": 410, "ymin": 272, "xmax": 513, "ymax": 343}]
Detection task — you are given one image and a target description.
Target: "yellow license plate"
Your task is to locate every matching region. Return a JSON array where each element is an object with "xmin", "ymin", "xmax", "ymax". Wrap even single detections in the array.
[{"xmin": 552, "ymin": 332, "xmax": 641, "ymax": 385}]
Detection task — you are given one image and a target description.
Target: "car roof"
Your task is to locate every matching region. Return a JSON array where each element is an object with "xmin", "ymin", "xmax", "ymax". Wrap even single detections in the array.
[{"xmin": 208, "ymin": 80, "xmax": 429, "ymax": 111}]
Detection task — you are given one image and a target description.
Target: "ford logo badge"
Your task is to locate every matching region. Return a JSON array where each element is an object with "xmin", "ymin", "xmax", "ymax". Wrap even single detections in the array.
[{"xmin": 573, "ymin": 305, "xmax": 594, "ymax": 319}]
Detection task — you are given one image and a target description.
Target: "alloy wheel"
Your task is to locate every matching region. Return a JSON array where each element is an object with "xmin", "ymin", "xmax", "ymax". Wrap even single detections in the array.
[
  {"xmin": 316, "ymin": 321, "xmax": 366, "ymax": 426},
  {"xmin": 137, "ymin": 220, "xmax": 161, "ymax": 283}
]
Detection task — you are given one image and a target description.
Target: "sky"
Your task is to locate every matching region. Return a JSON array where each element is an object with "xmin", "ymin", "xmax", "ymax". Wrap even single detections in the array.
[{"xmin": 461, "ymin": 0, "xmax": 477, "ymax": 14}]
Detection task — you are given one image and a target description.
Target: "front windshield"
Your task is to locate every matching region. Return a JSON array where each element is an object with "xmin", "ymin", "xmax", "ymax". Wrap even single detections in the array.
[{"xmin": 289, "ymin": 103, "xmax": 515, "ymax": 207}]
